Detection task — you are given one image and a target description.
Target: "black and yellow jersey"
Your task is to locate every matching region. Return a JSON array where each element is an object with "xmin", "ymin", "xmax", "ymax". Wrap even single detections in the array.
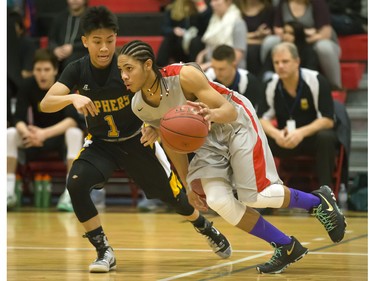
[{"xmin": 58, "ymin": 55, "xmax": 143, "ymax": 140}]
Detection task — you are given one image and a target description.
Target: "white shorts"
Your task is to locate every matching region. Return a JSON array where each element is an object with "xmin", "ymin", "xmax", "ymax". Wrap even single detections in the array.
[{"xmin": 187, "ymin": 93, "xmax": 282, "ymax": 202}]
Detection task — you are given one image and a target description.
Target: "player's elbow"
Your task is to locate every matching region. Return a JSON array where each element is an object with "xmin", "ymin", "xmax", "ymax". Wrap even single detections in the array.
[{"xmin": 40, "ymin": 97, "xmax": 53, "ymax": 113}]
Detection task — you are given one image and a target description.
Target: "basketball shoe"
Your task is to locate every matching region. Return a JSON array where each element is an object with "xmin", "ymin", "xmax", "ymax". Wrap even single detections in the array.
[
  {"xmin": 56, "ymin": 189, "xmax": 73, "ymax": 212},
  {"xmin": 89, "ymin": 246, "xmax": 116, "ymax": 273},
  {"xmin": 256, "ymin": 236, "xmax": 308, "ymax": 274},
  {"xmin": 311, "ymin": 185, "xmax": 347, "ymax": 243},
  {"xmin": 195, "ymin": 220, "xmax": 232, "ymax": 259}
]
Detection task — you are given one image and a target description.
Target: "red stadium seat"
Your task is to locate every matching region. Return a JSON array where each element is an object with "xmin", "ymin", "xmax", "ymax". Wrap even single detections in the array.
[
  {"xmin": 275, "ymin": 144, "xmax": 345, "ymax": 198},
  {"xmin": 88, "ymin": 0, "xmax": 161, "ymax": 13},
  {"xmin": 338, "ymin": 34, "xmax": 368, "ymax": 62},
  {"xmin": 340, "ymin": 62, "xmax": 366, "ymax": 90}
]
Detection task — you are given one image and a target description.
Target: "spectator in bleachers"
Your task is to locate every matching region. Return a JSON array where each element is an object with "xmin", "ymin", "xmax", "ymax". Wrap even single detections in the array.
[
  {"xmin": 258, "ymin": 42, "xmax": 338, "ymax": 188},
  {"xmin": 7, "ymin": 49, "xmax": 83, "ymax": 210},
  {"xmin": 261, "ymin": 0, "xmax": 343, "ymax": 90},
  {"xmin": 156, "ymin": 0, "xmax": 212, "ymax": 67},
  {"xmin": 236, "ymin": 0, "xmax": 274, "ymax": 77},
  {"xmin": 205, "ymin": 44, "xmax": 263, "ymax": 112},
  {"xmin": 48, "ymin": 0, "xmax": 88, "ymax": 73},
  {"xmin": 196, "ymin": 0, "xmax": 247, "ymax": 71},
  {"xmin": 261, "ymin": 20, "xmax": 319, "ymax": 81},
  {"xmin": 326, "ymin": 0, "xmax": 367, "ymax": 36},
  {"xmin": 7, "ymin": 10, "xmax": 38, "ymax": 127}
]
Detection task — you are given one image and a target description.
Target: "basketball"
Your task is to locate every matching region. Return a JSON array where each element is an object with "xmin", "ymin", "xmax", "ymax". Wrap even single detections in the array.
[{"xmin": 160, "ymin": 104, "xmax": 209, "ymax": 153}]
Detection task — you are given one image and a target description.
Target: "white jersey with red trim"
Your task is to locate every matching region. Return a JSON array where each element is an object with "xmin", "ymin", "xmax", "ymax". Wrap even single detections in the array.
[{"xmin": 132, "ymin": 63, "xmax": 281, "ymax": 200}]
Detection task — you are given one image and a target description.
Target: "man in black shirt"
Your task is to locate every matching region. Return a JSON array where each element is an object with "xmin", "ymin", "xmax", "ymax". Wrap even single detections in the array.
[
  {"xmin": 258, "ymin": 42, "xmax": 338, "ymax": 187},
  {"xmin": 40, "ymin": 6, "xmax": 231, "ymax": 273},
  {"xmin": 7, "ymin": 49, "xmax": 83, "ymax": 209},
  {"xmin": 205, "ymin": 44, "xmax": 263, "ymax": 113}
]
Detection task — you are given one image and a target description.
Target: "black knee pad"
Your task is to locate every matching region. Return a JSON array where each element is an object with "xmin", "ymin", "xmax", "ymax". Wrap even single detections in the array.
[{"xmin": 67, "ymin": 159, "xmax": 106, "ymax": 222}]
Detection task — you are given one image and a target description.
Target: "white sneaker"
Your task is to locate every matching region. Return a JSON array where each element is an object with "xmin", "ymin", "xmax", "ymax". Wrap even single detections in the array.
[
  {"xmin": 57, "ymin": 190, "xmax": 73, "ymax": 212},
  {"xmin": 89, "ymin": 247, "xmax": 116, "ymax": 273}
]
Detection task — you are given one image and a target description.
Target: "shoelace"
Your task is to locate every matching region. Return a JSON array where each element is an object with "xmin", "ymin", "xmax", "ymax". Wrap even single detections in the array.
[
  {"xmin": 267, "ymin": 243, "xmax": 283, "ymax": 265},
  {"xmin": 313, "ymin": 205, "xmax": 337, "ymax": 232}
]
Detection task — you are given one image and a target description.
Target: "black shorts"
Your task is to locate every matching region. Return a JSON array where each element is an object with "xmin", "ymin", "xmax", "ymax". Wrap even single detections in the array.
[{"xmin": 77, "ymin": 133, "xmax": 182, "ymax": 199}]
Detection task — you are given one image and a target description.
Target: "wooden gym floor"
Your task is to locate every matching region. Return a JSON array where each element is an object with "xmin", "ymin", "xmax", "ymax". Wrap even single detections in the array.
[{"xmin": 7, "ymin": 207, "xmax": 368, "ymax": 280}]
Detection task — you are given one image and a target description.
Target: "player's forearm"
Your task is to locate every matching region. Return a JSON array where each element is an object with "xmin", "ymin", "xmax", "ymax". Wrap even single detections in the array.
[
  {"xmin": 40, "ymin": 82, "xmax": 74, "ymax": 113},
  {"xmin": 210, "ymin": 102, "xmax": 238, "ymax": 124}
]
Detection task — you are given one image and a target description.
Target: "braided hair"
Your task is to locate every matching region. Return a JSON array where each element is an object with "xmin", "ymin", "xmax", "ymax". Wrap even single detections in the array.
[{"xmin": 119, "ymin": 40, "xmax": 163, "ymax": 82}]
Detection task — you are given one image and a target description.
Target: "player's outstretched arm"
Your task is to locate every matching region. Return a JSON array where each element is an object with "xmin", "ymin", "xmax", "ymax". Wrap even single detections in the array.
[{"xmin": 41, "ymin": 82, "xmax": 98, "ymax": 117}]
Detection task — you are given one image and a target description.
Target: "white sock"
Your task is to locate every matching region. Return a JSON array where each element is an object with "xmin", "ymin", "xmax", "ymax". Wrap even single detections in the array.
[{"xmin": 7, "ymin": 173, "xmax": 16, "ymax": 197}]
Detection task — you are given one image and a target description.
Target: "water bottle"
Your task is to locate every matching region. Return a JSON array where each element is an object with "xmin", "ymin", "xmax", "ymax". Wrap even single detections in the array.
[
  {"xmin": 15, "ymin": 174, "xmax": 23, "ymax": 208},
  {"xmin": 34, "ymin": 174, "xmax": 43, "ymax": 208},
  {"xmin": 41, "ymin": 174, "xmax": 52, "ymax": 208}
]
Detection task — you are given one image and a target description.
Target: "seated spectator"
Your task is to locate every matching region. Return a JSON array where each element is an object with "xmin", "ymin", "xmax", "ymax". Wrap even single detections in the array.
[
  {"xmin": 258, "ymin": 42, "xmax": 338, "ymax": 188},
  {"xmin": 157, "ymin": 0, "xmax": 212, "ymax": 66},
  {"xmin": 48, "ymin": 0, "xmax": 88, "ymax": 73},
  {"xmin": 236, "ymin": 0, "xmax": 274, "ymax": 77},
  {"xmin": 7, "ymin": 10, "xmax": 37, "ymax": 127},
  {"xmin": 205, "ymin": 44, "xmax": 263, "ymax": 112},
  {"xmin": 196, "ymin": 0, "xmax": 247, "ymax": 71},
  {"xmin": 327, "ymin": 0, "xmax": 367, "ymax": 35},
  {"xmin": 261, "ymin": 20, "xmax": 319, "ymax": 81},
  {"xmin": 261, "ymin": 0, "xmax": 343, "ymax": 89},
  {"xmin": 7, "ymin": 49, "xmax": 83, "ymax": 210}
]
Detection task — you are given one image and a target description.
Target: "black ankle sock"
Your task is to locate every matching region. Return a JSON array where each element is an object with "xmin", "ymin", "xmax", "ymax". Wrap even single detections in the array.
[
  {"xmin": 85, "ymin": 226, "xmax": 109, "ymax": 251},
  {"xmin": 191, "ymin": 215, "xmax": 206, "ymax": 228}
]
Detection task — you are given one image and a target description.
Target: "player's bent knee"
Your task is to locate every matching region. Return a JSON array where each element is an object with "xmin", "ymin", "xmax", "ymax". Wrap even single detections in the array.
[
  {"xmin": 206, "ymin": 194, "xmax": 246, "ymax": 226},
  {"xmin": 242, "ymin": 184, "xmax": 285, "ymax": 209}
]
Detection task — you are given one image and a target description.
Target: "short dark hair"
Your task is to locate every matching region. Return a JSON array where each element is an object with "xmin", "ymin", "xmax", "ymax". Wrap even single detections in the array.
[
  {"xmin": 81, "ymin": 6, "xmax": 119, "ymax": 35},
  {"xmin": 212, "ymin": 45, "xmax": 235, "ymax": 63},
  {"xmin": 33, "ymin": 48, "xmax": 59, "ymax": 69}
]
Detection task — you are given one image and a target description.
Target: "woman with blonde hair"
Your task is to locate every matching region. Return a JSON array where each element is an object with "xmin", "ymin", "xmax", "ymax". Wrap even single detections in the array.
[{"xmin": 156, "ymin": 0, "xmax": 212, "ymax": 66}]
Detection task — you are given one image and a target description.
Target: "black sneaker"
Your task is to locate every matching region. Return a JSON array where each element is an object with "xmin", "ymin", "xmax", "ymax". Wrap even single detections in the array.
[
  {"xmin": 256, "ymin": 236, "xmax": 308, "ymax": 274},
  {"xmin": 89, "ymin": 246, "xmax": 117, "ymax": 273},
  {"xmin": 311, "ymin": 185, "xmax": 347, "ymax": 243},
  {"xmin": 195, "ymin": 221, "xmax": 232, "ymax": 259}
]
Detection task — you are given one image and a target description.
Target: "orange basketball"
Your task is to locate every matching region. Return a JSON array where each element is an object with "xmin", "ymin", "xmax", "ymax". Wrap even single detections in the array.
[{"xmin": 160, "ymin": 104, "xmax": 209, "ymax": 153}]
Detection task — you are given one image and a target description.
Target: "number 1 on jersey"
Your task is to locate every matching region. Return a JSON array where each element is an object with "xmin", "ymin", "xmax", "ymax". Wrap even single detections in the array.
[{"xmin": 104, "ymin": 115, "xmax": 120, "ymax": 137}]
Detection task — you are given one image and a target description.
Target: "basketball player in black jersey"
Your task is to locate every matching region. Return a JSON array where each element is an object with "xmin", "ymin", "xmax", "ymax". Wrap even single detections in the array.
[{"xmin": 40, "ymin": 6, "xmax": 231, "ymax": 273}]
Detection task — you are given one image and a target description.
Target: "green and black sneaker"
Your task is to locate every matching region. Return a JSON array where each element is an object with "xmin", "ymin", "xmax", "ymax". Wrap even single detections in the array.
[
  {"xmin": 311, "ymin": 185, "xmax": 347, "ymax": 243},
  {"xmin": 256, "ymin": 236, "xmax": 308, "ymax": 274}
]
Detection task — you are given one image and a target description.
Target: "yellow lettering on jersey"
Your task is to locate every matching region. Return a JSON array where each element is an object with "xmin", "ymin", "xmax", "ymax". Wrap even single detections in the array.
[
  {"xmin": 110, "ymin": 99, "xmax": 118, "ymax": 111},
  {"xmin": 123, "ymin": 95, "xmax": 130, "ymax": 106},
  {"xmin": 93, "ymin": 95, "xmax": 131, "ymax": 114},
  {"xmin": 101, "ymin": 100, "xmax": 110, "ymax": 112},
  {"xmin": 117, "ymin": 97, "xmax": 125, "ymax": 110},
  {"xmin": 94, "ymin": 101, "xmax": 102, "ymax": 113}
]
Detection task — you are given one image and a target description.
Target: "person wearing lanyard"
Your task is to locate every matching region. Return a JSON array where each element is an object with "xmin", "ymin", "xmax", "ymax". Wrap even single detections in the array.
[{"xmin": 259, "ymin": 41, "xmax": 338, "ymax": 188}]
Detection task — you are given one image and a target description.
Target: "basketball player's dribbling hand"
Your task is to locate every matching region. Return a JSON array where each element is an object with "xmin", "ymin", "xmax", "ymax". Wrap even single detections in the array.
[
  {"xmin": 186, "ymin": 101, "xmax": 211, "ymax": 130},
  {"xmin": 187, "ymin": 191, "xmax": 208, "ymax": 212}
]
